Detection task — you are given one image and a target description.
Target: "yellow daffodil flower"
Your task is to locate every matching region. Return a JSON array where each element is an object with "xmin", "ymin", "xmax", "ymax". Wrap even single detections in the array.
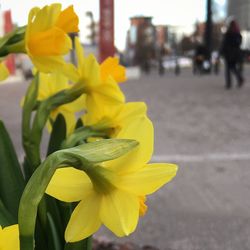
[
  {"xmin": 83, "ymin": 102, "xmax": 147, "ymax": 138},
  {"xmin": 70, "ymin": 37, "xmax": 125, "ymax": 113},
  {"xmin": 100, "ymin": 57, "xmax": 127, "ymax": 83},
  {"xmin": 38, "ymin": 72, "xmax": 84, "ymax": 135},
  {"xmin": 25, "ymin": 3, "xmax": 79, "ymax": 73},
  {"xmin": 0, "ymin": 224, "xmax": 19, "ymax": 250},
  {"xmin": 0, "ymin": 62, "xmax": 9, "ymax": 82},
  {"xmin": 46, "ymin": 115, "xmax": 178, "ymax": 242}
]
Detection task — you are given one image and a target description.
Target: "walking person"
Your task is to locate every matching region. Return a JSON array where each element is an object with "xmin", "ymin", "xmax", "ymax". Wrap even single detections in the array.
[{"xmin": 220, "ymin": 19, "xmax": 244, "ymax": 89}]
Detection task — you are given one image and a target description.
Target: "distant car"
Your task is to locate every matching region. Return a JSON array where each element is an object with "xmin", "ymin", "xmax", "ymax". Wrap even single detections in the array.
[
  {"xmin": 16, "ymin": 55, "xmax": 33, "ymax": 80},
  {"xmin": 163, "ymin": 56, "xmax": 192, "ymax": 69}
]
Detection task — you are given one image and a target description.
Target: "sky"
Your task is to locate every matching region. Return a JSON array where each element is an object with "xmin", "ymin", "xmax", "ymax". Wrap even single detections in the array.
[{"xmin": 1, "ymin": 0, "xmax": 226, "ymax": 50}]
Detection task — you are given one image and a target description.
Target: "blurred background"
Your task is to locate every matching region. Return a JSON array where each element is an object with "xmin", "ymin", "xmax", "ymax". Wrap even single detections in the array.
[{"xmin": 1, "ymin": 1, "xmax": 250, "ymax": 250}]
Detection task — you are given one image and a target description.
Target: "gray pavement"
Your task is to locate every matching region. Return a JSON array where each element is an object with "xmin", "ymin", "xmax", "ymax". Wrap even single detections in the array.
[{"xmin": 1, "ymin": 67, "xmax": 250, "ymax": 249}]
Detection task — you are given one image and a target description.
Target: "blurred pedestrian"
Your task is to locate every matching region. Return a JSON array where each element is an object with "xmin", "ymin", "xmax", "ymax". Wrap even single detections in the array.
[
  {"xmin": 220, "ymin": 19, "xmax": 244, "ymax": 89},
  {"xmin": 212, "ymin": 51, "xmax": 220, "ymax": 75},
  {"xmin": 158, "ymin": 45, "xmax": 165, "ymax": 76},
  {"xmin": 193, "ymin": 43, "xmax": 207, "ymax": 75}
]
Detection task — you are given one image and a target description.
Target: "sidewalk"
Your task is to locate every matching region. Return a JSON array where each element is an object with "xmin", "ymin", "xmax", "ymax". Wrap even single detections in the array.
[{"xmin": 0, "ymin": 70, "xmax": 23, "ymax": 84}]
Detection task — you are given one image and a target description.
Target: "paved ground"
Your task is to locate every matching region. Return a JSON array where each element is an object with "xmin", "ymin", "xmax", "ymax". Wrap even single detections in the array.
[{"xmin": 1, "ymin": 67, "xmax": 250, "ymax": 249}]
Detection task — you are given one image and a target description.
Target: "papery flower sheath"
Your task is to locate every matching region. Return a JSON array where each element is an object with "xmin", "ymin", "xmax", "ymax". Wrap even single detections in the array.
[
  {"xmin": 46, "ymin": 114, "xmax": 178, "ymax": 242},
  {"xmin": 0, "ymin": 225, "xmax": 19, "ymax": 250},
  {"xmin": 25, "ymin": 3, "xmax": 79, "ymax": 73}
]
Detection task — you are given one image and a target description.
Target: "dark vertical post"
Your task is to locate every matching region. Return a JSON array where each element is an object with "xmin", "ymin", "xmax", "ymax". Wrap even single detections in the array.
[{"xmin": 204, "ymin": 0, "xmax": 213, "ymax": 69}]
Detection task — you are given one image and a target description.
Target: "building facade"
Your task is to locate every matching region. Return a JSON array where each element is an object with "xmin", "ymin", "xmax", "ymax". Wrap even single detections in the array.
[{"xmin": 227, "ymin": 0, "xmax": 250, "ymax": 30}]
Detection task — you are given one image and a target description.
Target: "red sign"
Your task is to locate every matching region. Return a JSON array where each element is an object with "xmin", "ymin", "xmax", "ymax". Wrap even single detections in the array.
[
  {"xmin": 99, "ymin": 0, "xmax": 115, "ymax": 62},
  {"xmin": 3, "ymin": 10, "xmax": 15, "ymax": 75}
]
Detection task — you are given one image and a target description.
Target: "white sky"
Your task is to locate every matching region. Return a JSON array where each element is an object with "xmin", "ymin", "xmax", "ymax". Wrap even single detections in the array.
[{"xmin": 0, "ymin": 0, "xmax": 226, "ymax": 50}]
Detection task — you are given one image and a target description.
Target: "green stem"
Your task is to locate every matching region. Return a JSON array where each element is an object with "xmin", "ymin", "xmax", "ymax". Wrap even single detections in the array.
[
  {"xmin": 22, "ymin": 74, "xmax": 39, "ymax": 178},
  {"xmin": 85, "ymin": 236, "xmax": 92, "ymax": 250},
  {"xmin": 61, "ymin": 127, "xmax": 107, "ymax": 149},
  {"xmin": 6, "ymin": 39, "xmax": 26, "ymax": 53}
]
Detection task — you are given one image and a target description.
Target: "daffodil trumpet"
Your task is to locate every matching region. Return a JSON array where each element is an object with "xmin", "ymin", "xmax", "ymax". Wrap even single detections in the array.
[{"xmin": 18, "ymin": 139, "xmax": 138, "ymax": 250}]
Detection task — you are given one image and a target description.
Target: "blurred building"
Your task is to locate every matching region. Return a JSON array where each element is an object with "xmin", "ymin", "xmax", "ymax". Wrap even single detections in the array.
[
  {"xmin": 227, "ymin": 0, "xmax": 250, "ymax": 30},
  {"xmin": 125, "ymin": 16, "xmax": 155, "ymax": 66},
  {"xmin": 125, "ymin": 16, "xmax": 193, "ymax": 66},
  {"xmin": 227, "ymin": 1, "xmax": 250, "ymax": 50},
  {"xmin": 180, "ymin": 21, "xmax": 224, "ymax": 54}
]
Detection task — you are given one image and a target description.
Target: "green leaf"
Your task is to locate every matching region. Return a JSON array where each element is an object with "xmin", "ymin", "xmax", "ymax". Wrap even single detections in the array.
[
  {"xmin": 64, "ymin": 237, "xmax": 91, "ymax": 250},
  {"xmin": 0, "ymin": 120, "xmax": 25, "ymax": 221},
  {"xmin": 47, "ymin": 114, "xmax": 67, "ymax": 155},
  {"xmin": 75, "ymin": 118, "xmax": 83, "ymax": 130},
  {"xmin": 0, "ymin": 199, "xmax": 15, "ymax": 226},
  {"xmin": 47, "ymin": 213, "xmax": 63, "ymax": 250}
]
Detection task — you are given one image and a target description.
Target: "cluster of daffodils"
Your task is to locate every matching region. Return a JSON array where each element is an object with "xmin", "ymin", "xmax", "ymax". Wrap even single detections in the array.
[{"xmin": 0, "ymin": 3, "xmax": 178, "ymax": 250}]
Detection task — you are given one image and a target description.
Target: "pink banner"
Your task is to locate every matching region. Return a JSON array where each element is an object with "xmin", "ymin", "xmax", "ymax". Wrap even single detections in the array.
[
  {"xmin": 4, "ymin": 10, "xmax": 15, "ymax": 75},
  {"xmin": 99, "ymin": 0, "xmax": 115, "ymax": 62}
]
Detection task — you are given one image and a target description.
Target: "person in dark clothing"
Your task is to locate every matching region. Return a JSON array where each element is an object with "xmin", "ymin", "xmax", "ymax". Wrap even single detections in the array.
[
  {"xmin": 193, "ymin": 44, "xmax": 207, "ymax": 75},
  {"xmin": 220, "ymin": 20, "xmax": 244, "ymax": 89}
]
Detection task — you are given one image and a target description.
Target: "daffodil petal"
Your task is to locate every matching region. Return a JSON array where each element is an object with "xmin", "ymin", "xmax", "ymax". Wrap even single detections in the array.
[
  {"xmin": 118, "ymin": 163, "xmax": 178, "ymax": 195},
  {"xmin": 0, "ymin": 224, "xmax": 19, "ymax": 250},
  {"xmin": 85, "ymin": 77, "xmax": 125, "ymax": 115},
  {"xmin": 31, "ymin": 4, "xmax": 61, "ymax": 33},
  {"xmin": 100, "ymin": 189, "xmax": 139, "ymax": 237},
  {"xmin": 83, "ymin": 54, "xmax": 100, "ymax": 87},
  {"xmin": 46, "ymin": 167, "xmax": 93, "ymax": 202},
  {"xmin": 105, "ymin": 116, "xmax": 153, "ymax": 174},
  {"xmin": 94, "ymin": 77, "xmax": 125, "ymax": 104},
  {"xmin": 38, "ymin": 71, "xmax": 69, "ymax": 101},
  {"xmin": 116, "ymin": 102, "xmax": 147, "ymax": 125},
  {"xmin": 65, "ymin": 193, "xmax": 101, "ymax": 242},
  {"xmin": 0, "ymin": 63, "xmax": 9, "ymax": 81},
  {"xmin": 62, "ymin": 63, "xmax": 80, "ymax": 83},
  {"xmin": 56, "ymin": 5, "xmax": 79, "ymax": 33},
  {"xmin": 30, "ymin": 55, "xmax": 65, "ymax": 73},
  {"xmin": 100, "ymin": 57, "xmax": 127, "ymax": 82},
  {"xmin": 50, "ymin": 110, "xmax": 76, "ymax": 136}
]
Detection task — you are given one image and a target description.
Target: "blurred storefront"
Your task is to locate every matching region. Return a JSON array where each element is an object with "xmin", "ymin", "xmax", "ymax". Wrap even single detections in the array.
[{"xmin": 125, "ymin": 16, "xmax": 155, "ymax": 67}]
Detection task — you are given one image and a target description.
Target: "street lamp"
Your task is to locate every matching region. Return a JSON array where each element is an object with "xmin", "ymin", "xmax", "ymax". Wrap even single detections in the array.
[{"xmin": 204, "ymin": 0, "xmax": 213, "ymax": 70}]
